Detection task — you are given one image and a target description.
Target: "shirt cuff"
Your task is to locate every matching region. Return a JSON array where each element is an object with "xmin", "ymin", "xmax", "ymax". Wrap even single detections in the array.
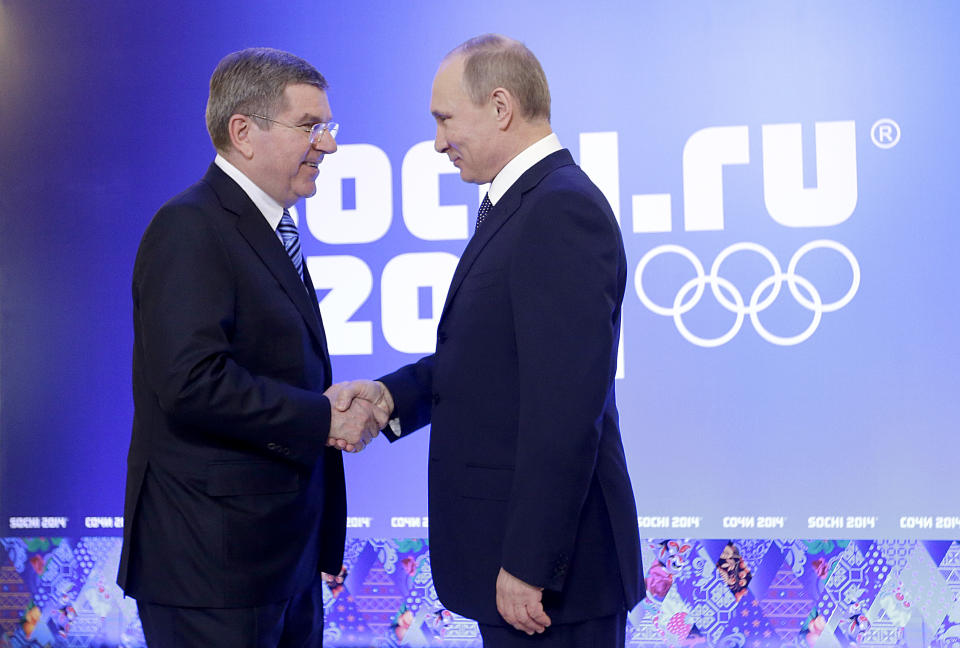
[{"xmin": 388, "ymin": 418, "xmax": 402, "ymax": 438}]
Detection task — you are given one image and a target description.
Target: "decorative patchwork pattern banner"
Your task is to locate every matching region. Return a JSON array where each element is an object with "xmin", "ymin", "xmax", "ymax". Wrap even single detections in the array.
[{"xmin": 3, "ymin": 538, "xmax": 959, "ymax": 647}]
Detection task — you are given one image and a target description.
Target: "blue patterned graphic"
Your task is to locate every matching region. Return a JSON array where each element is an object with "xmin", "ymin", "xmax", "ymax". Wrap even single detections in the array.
[{"xmin": 4, "ymin": 538, "xmax": 960, "ymax": 647}]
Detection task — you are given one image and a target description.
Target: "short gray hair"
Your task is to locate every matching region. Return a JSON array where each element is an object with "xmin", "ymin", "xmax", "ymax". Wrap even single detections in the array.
[
  {"xmin": 206, "ymin": 47, "xmax": 328, "ymax": 152},
  {"xmin": 449, "ymin": 34, "xmax": 550, "ymax": 122}
]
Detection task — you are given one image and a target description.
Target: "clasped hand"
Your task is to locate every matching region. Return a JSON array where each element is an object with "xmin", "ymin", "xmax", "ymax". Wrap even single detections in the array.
[{"xmin": 323, "ymin": 380, "xmax": 394, "ymax": 453}]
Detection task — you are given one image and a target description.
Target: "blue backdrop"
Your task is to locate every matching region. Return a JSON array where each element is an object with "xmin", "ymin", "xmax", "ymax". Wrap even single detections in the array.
[{"xmin": 2, "ymin": 1, "xmax": 960, "ymax": 646}]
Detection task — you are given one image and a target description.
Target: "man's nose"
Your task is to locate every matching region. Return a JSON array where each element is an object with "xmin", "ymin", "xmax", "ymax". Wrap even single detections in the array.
[
  {"xmin": 313, "ymin": 130, "xmax": 337, "ymax": 154},
  {"xmin": 434, "ymin": 129, "xmax": 446, "ymax": 153}
]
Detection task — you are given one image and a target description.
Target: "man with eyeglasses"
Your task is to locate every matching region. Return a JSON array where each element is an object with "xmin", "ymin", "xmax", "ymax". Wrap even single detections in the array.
[{"xmin": 118, "ymin": 47, "xmax": 382, "ymax": 647}]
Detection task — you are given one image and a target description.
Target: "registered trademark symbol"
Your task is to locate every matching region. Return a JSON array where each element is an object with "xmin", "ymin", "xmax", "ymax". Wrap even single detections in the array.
[{"xmin": 871, "ymin": 118, "xmax": 901, "ymax": 149}]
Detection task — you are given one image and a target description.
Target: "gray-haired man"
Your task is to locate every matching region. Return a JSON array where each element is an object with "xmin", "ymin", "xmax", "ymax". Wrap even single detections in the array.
[{"xmin": 119, "ymin": 47, "xmax": 382, "ymax": 647}]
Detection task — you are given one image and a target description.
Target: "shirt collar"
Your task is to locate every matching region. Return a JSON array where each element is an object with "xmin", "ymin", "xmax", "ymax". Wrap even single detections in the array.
[
  {"xmin": 487, "ymin": 132, "xmax": 562, "ymax": 206},
  {"xmin": 214, "ymin": 154, "xmax": 285, "ymax": 231}
]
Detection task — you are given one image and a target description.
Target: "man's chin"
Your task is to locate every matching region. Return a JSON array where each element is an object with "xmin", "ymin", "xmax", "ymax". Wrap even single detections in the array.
[
  {"xmin": 295, "ymin": 181, "xmax": 319, "ymax": 200},
  {"xmin": 456, "ymin": 166, "xmax": 493, "ymax": 185}
]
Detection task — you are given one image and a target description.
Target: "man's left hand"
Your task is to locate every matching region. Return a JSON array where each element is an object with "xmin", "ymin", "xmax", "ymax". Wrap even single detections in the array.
[{"xmin": 496, "ymin": 567, "xmax": 552, "ymax": 635}]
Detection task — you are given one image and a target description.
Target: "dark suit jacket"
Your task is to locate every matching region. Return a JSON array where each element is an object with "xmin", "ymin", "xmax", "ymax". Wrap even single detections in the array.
[
  {"xmin": 380, "ymin": 149, "xmax": 643, "ymax": 625},
  {"xmin": 118, "ymin": 163, "xmax": 345, "ymax": 608}
]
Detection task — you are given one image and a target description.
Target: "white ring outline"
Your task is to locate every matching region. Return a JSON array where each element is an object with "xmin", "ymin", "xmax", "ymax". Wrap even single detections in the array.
[
  {"xmin": 635, "ymin": 245, "xmax": 705, "ymax": 316},
  {"xmin": 786, "ymin": 240, "xmax": 860, "ymax": 313},
  {"xmin": 709, "ymin": 242, "xmax": 783, "ymax": 314},
  {"xmin": 749, "ymin": 273, "xmax": 823, "ymax": 346},
  {"xmin": 673, "ymin": 275, "xmax": 744, "ymax": 347}
]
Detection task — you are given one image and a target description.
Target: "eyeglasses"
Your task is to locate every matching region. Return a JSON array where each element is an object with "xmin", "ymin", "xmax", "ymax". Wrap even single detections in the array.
[{"xmin": 247, "ymin": 114, "xmax": 340, "ymax": 144}]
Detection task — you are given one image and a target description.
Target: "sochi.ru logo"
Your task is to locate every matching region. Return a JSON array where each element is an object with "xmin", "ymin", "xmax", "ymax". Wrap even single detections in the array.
[{"xmin": 624, "ymin": 119, "xmax": 898, "ymax": 347}]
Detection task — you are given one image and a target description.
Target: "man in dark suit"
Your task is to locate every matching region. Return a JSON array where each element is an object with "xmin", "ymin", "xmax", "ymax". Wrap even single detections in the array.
[
  {"xmin": 332, "ymin": 35, "xmax": 643, "ymax": 646},
  {"xmin": 118, "ymin": 47, "xmax": 383, "ymax": 648}
]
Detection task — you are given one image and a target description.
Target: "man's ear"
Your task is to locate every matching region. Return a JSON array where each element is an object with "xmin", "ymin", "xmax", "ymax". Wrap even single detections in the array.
[
  {"xmin": 490, "ymin": 87, "xmax": 513, "ymax": 131},
  {"xmin": 228, "ymin": 114, "xmax": 255, "ymax": 159}
]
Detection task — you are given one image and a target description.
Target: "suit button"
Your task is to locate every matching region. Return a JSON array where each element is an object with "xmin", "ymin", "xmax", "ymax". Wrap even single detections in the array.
[
  {"xmin": 267, "ymin": 442, "xmax": 277, "ymax": 450},
  {"xmin": 432, "ymin": 393, "xmax": 441, "ymax": 405},
  {"xmin": 552, "ymin": 554, "xmax": 569, "ymax": 578}
]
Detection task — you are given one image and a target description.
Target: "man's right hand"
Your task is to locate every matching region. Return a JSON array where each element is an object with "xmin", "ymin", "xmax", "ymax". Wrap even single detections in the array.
[
  {"xmin": 324, "ymin": 380, "xmax": 394, "ymax": 452},
  {"xmin": 325, "ymin": 389, "xmax": 379, "ymax": 453}
]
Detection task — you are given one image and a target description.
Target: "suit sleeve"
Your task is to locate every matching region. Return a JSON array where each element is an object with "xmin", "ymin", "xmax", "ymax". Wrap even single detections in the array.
[
  {"xmin": 378, "ymin": 354, "xmax": 435, "ymax": 441},
  {"xmin": 133, "ymin": 204, "xmax": 331, "ymax": 467},
  {"xmin": 500, "ymin": 187, "xmax": 623, "ymax": 591}
]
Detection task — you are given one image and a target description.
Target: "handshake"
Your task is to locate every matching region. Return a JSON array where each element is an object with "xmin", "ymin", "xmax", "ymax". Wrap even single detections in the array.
[{"xmin": 323, "ymin": 380, "xmax": 394, "ymax": 453}]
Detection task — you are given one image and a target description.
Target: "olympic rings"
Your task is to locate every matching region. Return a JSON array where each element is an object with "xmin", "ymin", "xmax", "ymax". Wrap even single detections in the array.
[{"xmin": 635, "ymin": 240, "xmax": 860, "ymax": 346}]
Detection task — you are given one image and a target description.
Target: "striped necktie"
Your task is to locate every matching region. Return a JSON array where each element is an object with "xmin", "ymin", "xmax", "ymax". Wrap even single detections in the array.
[
  {"xmin": 475, "ymin": 194, "xmax": 492, "ymax": 233},
  {"xmin": 277, "ymin": 209, "xmax": 303, "ymax": 280}
]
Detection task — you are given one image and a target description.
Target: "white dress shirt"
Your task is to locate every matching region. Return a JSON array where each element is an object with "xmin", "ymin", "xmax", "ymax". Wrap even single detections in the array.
[
  {"xmin": 487, "ymin": 132, "xmax": 562, "ymax": 205},
  {"xmin": 215, "ymin": 154, "xmax": 287, "ymax": 242}
]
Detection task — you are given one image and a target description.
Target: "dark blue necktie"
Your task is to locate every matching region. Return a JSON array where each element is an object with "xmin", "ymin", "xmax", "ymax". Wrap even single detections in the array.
[
  {"xmin": 475, "ymin": 194, "xmax": 492, "ymax": 233},
  {"xmin": 277, "ymin": 209, "xmax": 303, "ymax": 280}
]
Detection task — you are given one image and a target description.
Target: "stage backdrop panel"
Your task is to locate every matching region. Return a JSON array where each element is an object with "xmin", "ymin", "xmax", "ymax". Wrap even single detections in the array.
[{"xmin": 1, "ymin": 2, "xmax": 959, "ymax": 644}]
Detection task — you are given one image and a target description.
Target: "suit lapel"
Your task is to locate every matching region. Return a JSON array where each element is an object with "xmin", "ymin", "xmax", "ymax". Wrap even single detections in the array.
[
  {"xmin": 302, "ymin": 260, "xmax": 332, "ymax": 381},
  {"xmin": 440, "ymin": 150, "xmax": 576, "ymax": 319},
  {"xmin": 202, "ymin": 164, "xmax": 328, "ymax": 354}
]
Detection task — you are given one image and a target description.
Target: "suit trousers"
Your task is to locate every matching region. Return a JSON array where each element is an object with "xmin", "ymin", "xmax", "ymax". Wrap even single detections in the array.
[
  {"xmin": 478, "ymin": 610, "xmax": 626, "ymax": 648},
  {"xmin": 137, "ymin": 574, "xmax": 325, "ymax": 648}
]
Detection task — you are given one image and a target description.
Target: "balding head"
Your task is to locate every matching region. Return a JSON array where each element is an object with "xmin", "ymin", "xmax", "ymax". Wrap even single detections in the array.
[{"xmin": 445, "ymin": 34, "xmax": 551, "ymax": 123}]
